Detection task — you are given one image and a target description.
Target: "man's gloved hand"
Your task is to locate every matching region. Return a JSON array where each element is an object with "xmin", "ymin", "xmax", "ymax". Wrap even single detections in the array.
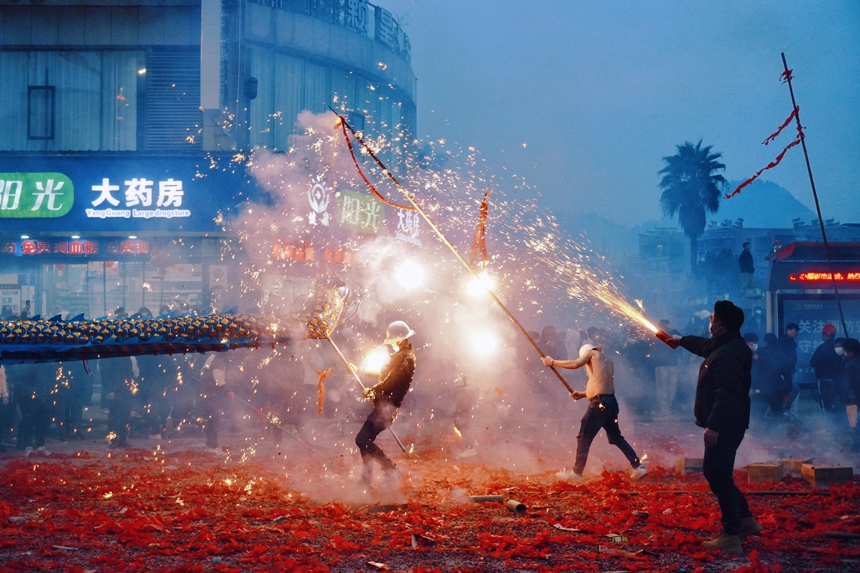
[
  {"xmin": 362, "ymin": 387, "xmax": 374, "ymax": 399},
  {"xmin": 671, "ymin": 335, "xmax": 682, "ymax": 342},
  {"xmin": 348, "ymin": 363, "xmax": 358, "ymax": 373}
]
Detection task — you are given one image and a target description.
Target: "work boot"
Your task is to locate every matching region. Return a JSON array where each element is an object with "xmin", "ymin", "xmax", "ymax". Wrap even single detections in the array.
[
  {"xmin": 739, "ymin": 516, "xmax": 763, "ymax": 537},
  {"xmin": 702, "ymin": 532, "xmax": 742, "ymax": 555}
]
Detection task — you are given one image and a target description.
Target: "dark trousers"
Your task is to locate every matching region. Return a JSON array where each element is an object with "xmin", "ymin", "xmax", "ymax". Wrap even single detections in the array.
[
  {"xmin": 143, "ymin": 391, "xmax": 169, "ymax": 436},
  {"xmin": 57, "ymin": 396, "xmax": 84, "ymax": 437},
  {"xmin": 108, "ymin": 396, "xmax": 132, "ymax": 445},
  {"xmin": 574, "ymin": 395, "xmax": 640, "ymax": 475},
  {"xmin": 203, "ymin": 388, "xmax": 227, "ymax": 448},
  {"xmin": 18, "ymin": 398, "xmax": 51, "ymax": 449},
  {"xmin": 355, "ymin": 401, "xmax": 397, "ymax": 471},
  {"xmin": 703, "ymin": 428, "xmax": 752, "ymax": 535}
]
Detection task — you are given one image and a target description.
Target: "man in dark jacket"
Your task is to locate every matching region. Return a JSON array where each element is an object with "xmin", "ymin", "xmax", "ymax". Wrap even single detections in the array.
[
  {"xmin": 777, "ymin": 323, "xmax": 799, "ymax": 389},
  {"xmin": 739, "ymin": 242, "xmax": 755, "ymax": 290},
  {"xmin": 842, "ymin": 338, "xmax": 860, "ymax": 452},
  {"xmin": 355, "ymin": 320, "xmax": 416, "ymax": 488},
  {"xmin": 810, "ymin": 324, "xmax": 842, "ymax": 415},
  {"xmin": 672, "ymin": 300, "xmax": 761, "ymax": 554}
]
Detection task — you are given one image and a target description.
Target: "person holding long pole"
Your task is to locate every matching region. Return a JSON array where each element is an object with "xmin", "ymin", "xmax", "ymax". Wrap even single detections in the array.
[{"xmin": 354, "ymin": 320, "xmax": 416, "ymax": 488}]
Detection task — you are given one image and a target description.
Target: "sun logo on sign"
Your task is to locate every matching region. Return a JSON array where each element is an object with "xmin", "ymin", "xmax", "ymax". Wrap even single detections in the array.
[{"xmin": 307, "ymin": 175, "xmax": 331, "ymax": 227}]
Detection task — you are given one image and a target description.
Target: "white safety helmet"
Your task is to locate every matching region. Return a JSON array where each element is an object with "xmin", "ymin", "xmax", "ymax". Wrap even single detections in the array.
[
  {"xmin": 384, "ymin": 320, "xmax": 414, "ymax": 345},
  {"xmin": 579, "ymin": 343, "xmax": 596, "ymax": 358}
]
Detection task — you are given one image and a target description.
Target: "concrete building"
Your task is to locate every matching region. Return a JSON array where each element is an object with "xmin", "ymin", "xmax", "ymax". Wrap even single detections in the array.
[{"xmin": 0, "ymin": 0, "xmax": 417, "ymax": 319}]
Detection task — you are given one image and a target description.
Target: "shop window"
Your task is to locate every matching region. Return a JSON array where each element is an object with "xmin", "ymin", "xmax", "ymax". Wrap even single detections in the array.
[{"xmin": 28, "ymin": 86, "xmax": 55, "ymax": 140}]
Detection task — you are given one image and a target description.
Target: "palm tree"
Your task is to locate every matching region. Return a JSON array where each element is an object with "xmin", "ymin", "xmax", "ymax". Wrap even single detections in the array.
[{"xmin": 658, "ymin": 140, "xmax": 727, "ymax": 272}]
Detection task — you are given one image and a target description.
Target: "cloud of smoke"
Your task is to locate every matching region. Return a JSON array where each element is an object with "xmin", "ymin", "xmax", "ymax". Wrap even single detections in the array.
[{"xmin": 227, "ymin": 110, "xmax": 782, "ymax": 493}]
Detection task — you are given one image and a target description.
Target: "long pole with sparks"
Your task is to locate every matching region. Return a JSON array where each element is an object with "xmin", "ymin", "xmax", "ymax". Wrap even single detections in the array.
[
  {"xmin": 331, "ymin": 109, "xmax": 578, "ymax": 399},
  {"xmin": 325, "ymin": 336, "xmax": 410, "ymax": 454}
]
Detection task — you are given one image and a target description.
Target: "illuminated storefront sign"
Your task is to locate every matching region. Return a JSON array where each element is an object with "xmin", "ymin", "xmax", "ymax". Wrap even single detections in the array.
[
  {"xmin": 395, "ymin": 209, "xmax": 421, "ymax": 245},
  {"xmin": 0, "ymin": 173, "xmax": 74, "ymax": 218},
  {"xmin": 1, "ymin": 239, "xmax": 149, "ymax": 257},
  {"xmin": 86, "ymin": 177, "xmax": 190, "ymax": 219},
  {"xmin": 338, "ymin": 189, "xmax": 385, "ymax": 234},
  {"xmin": 271, "ymin": 239, "xmax": 358, "ymax": 265},
  {"xmin": 307, "ymin": 175, "xmax": 331, "ymax": 227},
  {"xmin": 0, "ymin": 157, "xmax": 249, "ymax": 234},
  {"xmin": 789, "ymin": 271, "xmax": 860, "ymax": 282}
]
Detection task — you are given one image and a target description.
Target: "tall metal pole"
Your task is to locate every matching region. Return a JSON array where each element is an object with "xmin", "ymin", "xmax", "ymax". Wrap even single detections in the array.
[
  {"xmin": 780, "ymin": 53, "xmax": 848, "ymax": 336},
  {"xmin": 332, "ymin": 110, "xmax": 578, "ymax": 399}
]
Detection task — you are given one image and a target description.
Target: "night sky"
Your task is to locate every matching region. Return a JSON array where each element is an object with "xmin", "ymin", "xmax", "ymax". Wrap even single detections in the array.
[{"xmin": 383, "ymin": 0, "xmax": 860, "ymax": 226}]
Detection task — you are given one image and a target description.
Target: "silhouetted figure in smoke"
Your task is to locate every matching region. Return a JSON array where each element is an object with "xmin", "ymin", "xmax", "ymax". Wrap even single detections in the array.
[
  {"xmin": 12, "ymin": 363, "xmax": 56, "ymax": 455},
  {"xmin": 57, "ymin": 361, "xmax": 93, "ymax": 440},
  {"xmin": 739, "ymin": 241, "xmax": 754, "ymax": 291},
  {"xmin": 755, "ymin": 333, "xmax": 789, "ymax": 420},
  {"xmin": 539, "ymin": 326, "xmax": 567, "ymax": 361},
  {"xmin": 200, "ymin": 352, "xmax": 232, "ymax": 452},
  {"xmin": 745, "ymin": 333, "xmax": 766, "ymax": 418},
  {"xmin": 542, "ymin": 343, "xmax": 647, "ymax": 482},
  {"xmin": 748, "ymin": 306, "xmax": 766, "ymax": 338},
  {"xmin": 671, "ymin": 301, "xmax": 761, "ymax": 555},
  {"xmin": 137, "ymin": 354, "xmax": 169, "ymax": 439},
  {"xmin": 810, "ymin": 324, "xmax": 842, "ymax": 417},
  {"xmin": 0, "ymin": 366, "xmax": 10, "ymax": 449},
  {"xmin": 842, "ymin": 338, "xmax": 860, "ymax": 452},
  {"xmin": 101, "ymin": 357, "xmax": 136, "ymax": 449},
  {"xmin": 171, "ymin": 354, "xmax": 203, "ymax": 430},
  {"xmin": 355, "ymin": 320, "xmax": 416, "ymax": 488},
  {"xmin": 777, "ymin": 323, "xmax": 799, "ymax": 390},
  {"xmin": 133, "ymin": 306, "xmax": 153, "ymax": 319},
  {"xmin": 618, "ymin": 326, "xmax": 655, "ymax": 416}
]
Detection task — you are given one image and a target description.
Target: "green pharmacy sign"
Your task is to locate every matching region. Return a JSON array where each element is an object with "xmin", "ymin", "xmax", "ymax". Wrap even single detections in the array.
[
  {"xmin": 337, "ymin": 189, "xmax": 385, "ymax": 234},
  {"xmin": 0, "ymin": 173, "xmax": 74, "ymax": 218}
]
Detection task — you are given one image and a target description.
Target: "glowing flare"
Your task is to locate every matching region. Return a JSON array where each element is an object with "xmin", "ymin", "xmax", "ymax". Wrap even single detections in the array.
[
  {"xmin": 361, "ymin": 345, "xmax": 390, "ymax": 375},
  {"xmin": 470, "ymin": 330, "xmax": 499, "ymax": 355},
  {"xmin": 394, "ymin": 259, "xmax": 424, "ymax": 289},
  {"xmin": 466, "ymin": 271, "xmax": 496, "ymax": 297}
]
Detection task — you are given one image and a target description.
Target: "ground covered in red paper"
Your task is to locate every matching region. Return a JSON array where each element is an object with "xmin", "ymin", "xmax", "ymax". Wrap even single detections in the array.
[{"xmin": 1, "ymin": 420, "xmax": 859, "ymax": 573}]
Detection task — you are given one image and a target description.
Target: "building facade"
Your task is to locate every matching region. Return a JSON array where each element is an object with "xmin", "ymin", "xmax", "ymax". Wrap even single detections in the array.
[{"xmin": 0, "ymin": 0, "xmax": 417, "ymax": 319}]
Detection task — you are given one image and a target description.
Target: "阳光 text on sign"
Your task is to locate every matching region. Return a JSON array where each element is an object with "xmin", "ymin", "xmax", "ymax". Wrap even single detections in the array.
[{"xmin": 0, "ymin": 173, "xmax": 74, "ymax": 218}]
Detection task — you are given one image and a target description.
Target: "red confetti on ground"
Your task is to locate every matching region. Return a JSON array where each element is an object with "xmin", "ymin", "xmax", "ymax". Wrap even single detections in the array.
[{"xmin": 1, "ymin": 431, "xmax": 858, "ymax": 572}]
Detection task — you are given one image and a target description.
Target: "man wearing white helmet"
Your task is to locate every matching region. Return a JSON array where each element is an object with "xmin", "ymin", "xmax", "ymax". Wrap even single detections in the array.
[
  {"xmin": 355, "ymin": 320, "xmax": 416, "ymax": 487},
  {"xmin": 542, "ymin": 343, "xmax": 647, "ymax": 481}
]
